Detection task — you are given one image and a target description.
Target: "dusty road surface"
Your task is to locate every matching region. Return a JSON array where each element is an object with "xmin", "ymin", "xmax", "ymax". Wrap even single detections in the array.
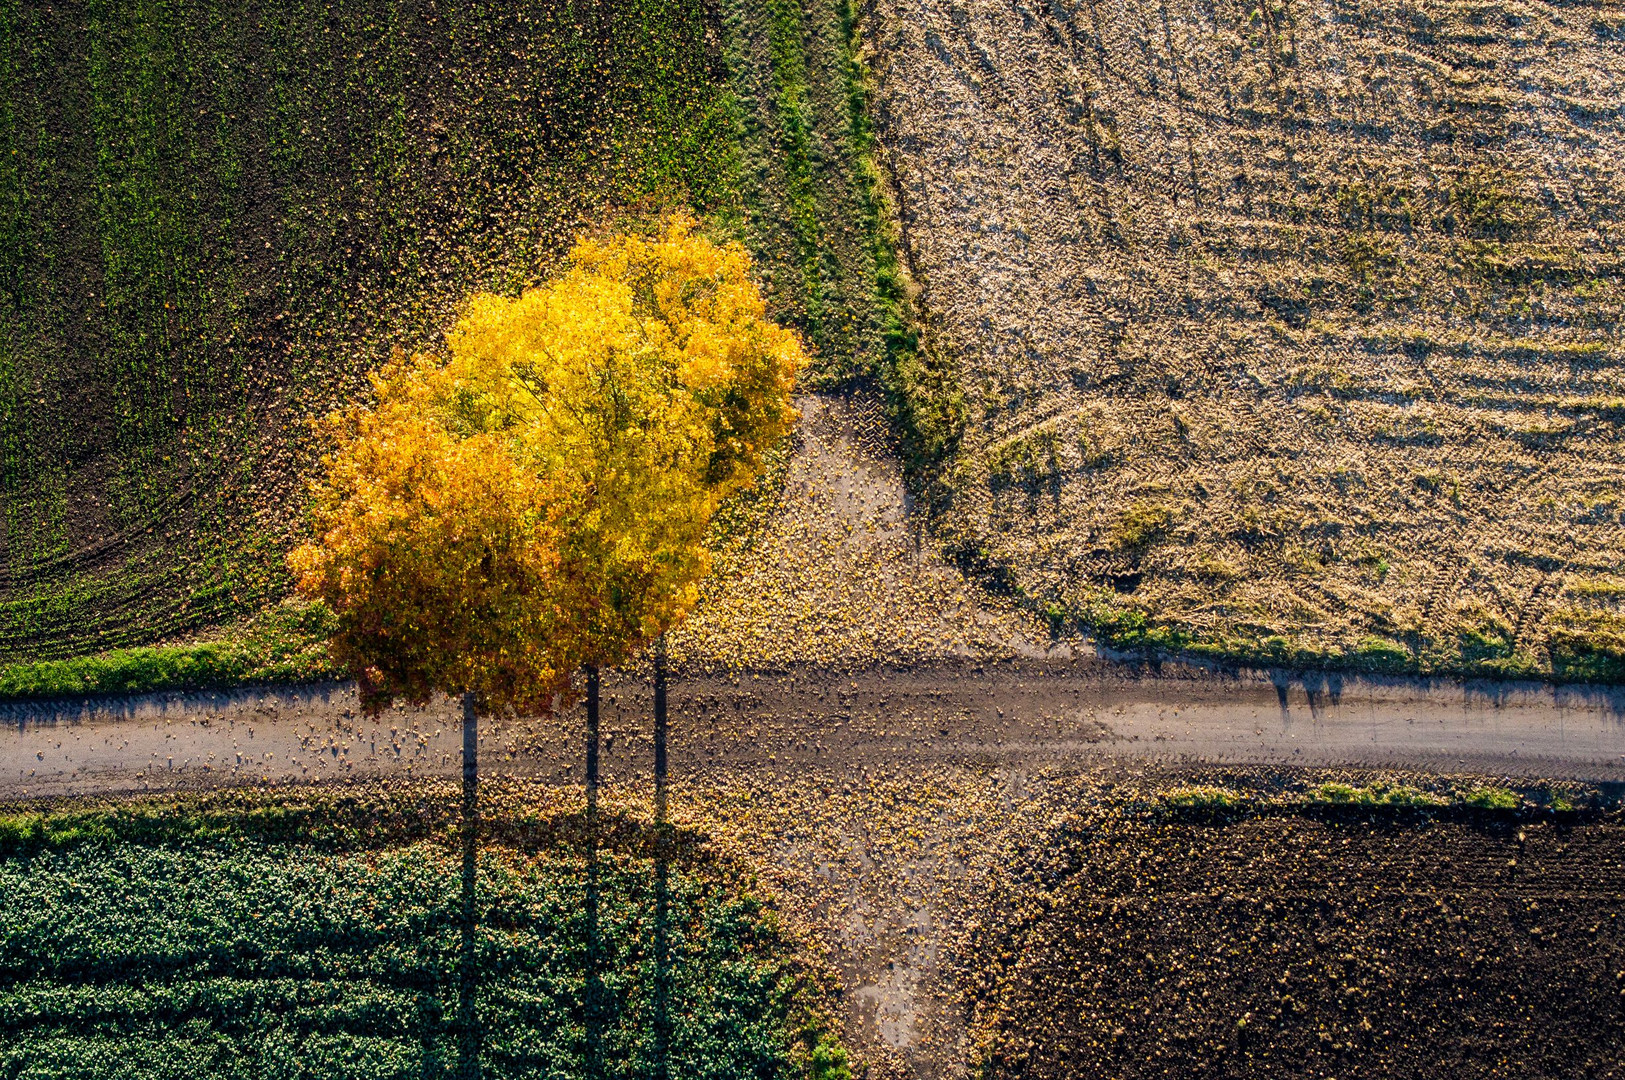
[
  {"xmin": 6, "ymin": 394, "xmax": 1624, "ymax": 1079},
  {"xmin": 6, "ymin": 659, "xmax": 1624, "ymax": 799}
]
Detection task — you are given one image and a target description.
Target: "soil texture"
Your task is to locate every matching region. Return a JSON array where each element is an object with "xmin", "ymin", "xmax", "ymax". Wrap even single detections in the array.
[
  {"xmin": 6, "ymin": 660, "xmax": 1625, "ymax": 1077},
  {"xmin": 965, "ymin": 806, "xmax": 1625, "ymax": 1079}
]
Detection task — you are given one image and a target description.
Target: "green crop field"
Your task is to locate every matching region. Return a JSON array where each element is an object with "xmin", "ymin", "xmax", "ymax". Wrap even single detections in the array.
[{"xmin": 0, "ymin": 786, "xmax": 842, "ymax": 1078}]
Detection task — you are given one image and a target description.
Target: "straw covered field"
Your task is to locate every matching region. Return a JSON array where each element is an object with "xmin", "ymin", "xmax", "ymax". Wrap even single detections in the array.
[{"xmin": 868, "ymin": 0, "xmax": 1625, "ymax": 681}]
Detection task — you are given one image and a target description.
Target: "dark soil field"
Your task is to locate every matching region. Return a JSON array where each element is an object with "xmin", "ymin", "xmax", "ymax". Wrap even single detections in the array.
[
  {"xmin": 7, "ymin": 666, "xmax": 1624, "ymax": 1078},
  {"xmin": 962, "ymin": 798, "xmax": 1625, "ymax": 1079}
]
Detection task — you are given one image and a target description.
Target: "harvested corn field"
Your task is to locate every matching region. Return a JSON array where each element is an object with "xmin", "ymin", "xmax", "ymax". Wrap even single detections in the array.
[{"xmin": 866, "ymin": 0, "xmax": 1625, "ymax": 680}]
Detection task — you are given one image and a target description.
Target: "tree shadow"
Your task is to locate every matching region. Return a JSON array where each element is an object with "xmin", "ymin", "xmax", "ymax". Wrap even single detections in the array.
[
  {"xmin": 460, "ymin": 692, "xmax": 480, "ymax": 1080},
  {"xmin": 585, "ymin": 667, "xmax": 602, "ymax": 1080},
  {"xmin": 653, "ymin": 639, "xmax": 671, "ymax": 1080}
]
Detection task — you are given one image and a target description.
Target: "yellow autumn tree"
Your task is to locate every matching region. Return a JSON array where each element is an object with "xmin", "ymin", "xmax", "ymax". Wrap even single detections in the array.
[
  {"xmin": 289, "ymin": 213, "xmax": 802, "ymax": 711},
  {"xmin": 286, "ymin": 351, "xmax": 589, "ymax": 715},
  {"xmin": 290, "ymin": 216, "xmax": 799, "ymax": 1078},
  {"xmin": 440, "ymin": 213, "xmax": 803, "ymax": 670}
]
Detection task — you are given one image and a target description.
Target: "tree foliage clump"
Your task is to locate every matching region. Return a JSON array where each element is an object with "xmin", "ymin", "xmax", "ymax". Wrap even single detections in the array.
[
  {"xmin": 289, "ymin": 357, "xmax": 581, "ymax": 715},
  {"xmin": 290, "ymin": 217, "xmax": 803, "ymax": 715}
]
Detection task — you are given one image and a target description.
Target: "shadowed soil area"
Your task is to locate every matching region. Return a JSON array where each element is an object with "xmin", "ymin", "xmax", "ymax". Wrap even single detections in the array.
[{"xmin": 962, "ymin": 802, "xmax": 1625, "ymax": 1080}]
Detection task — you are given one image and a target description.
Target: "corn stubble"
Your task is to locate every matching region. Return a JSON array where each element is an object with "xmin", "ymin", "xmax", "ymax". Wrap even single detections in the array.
[{"xmin": 869, "ymin": 0, "xmax": 1625, "ymax": 679}]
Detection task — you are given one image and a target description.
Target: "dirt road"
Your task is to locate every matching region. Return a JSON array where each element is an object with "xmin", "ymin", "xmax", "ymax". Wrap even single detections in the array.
[
  {"xmin": 5, "ymin": 658, "xmax": 1623, "ymax": 798},
  {"xmin": 6, "ymin": 392, "xmax": 1624, "ymax": 1079}
]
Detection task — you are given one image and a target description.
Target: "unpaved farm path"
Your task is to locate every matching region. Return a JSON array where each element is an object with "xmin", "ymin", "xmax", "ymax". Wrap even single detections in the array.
[
  {"xmin": 6, "ymin": 392, "xmax": 1625, "ymax": 1079},
  {"xmin": 5, "ymin": 660, "xmax": 1625, "ymax": 799}
]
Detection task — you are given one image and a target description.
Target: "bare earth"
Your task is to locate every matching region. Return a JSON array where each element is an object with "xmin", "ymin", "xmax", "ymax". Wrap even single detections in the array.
[
  {"xmin": 4, "ymin": 664, "xmax": 1624, "ymax": 1078},
  {"xmin": 4, "ymin": 661, "xmax": 1625, "ymax": 799}
]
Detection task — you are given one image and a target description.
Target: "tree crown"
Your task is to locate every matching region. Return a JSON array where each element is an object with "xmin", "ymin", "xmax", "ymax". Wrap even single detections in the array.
[{"xmin": 290, "ymin": 216, "xmax": 802, "ymax": 714}]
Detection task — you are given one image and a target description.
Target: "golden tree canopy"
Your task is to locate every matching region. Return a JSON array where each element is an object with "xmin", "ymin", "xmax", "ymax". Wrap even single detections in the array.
[{"xmin": 290, "ymin": 216, "xmax": 803, "ymax": 714}]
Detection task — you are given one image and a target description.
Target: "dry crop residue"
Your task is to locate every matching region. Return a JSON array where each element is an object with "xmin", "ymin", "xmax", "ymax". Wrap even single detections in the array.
[{"xmin": 868, "ymin": 0, "xmax": 1625, "ymax": 678}]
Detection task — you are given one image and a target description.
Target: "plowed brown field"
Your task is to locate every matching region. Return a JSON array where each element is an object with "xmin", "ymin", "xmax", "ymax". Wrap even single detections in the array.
[{"xmin": 964, "ymin": 805, "xmax": 1625, "ymax": 1079}]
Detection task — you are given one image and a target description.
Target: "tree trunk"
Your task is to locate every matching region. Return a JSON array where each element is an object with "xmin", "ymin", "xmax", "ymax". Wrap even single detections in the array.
[
  {"xmin": 586, "ymin": 665, "xmax": 600, "ymax": 818},
  {"xmin": 458, "ymin": 690, "xmax": 480, "ymax": 1080}
]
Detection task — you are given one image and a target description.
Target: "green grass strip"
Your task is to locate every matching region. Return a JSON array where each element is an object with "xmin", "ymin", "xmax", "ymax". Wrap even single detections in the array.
[
  {"xmin": 835, "ymin": 0, "xmax": 963, "ymax": 470},
  {"xmin": 764, "ymin": 0, "xmax": 828, "ymax": 348},
  {"xmin": 0, "ymin": 601, "xmax": 338, "ymax": 699}
]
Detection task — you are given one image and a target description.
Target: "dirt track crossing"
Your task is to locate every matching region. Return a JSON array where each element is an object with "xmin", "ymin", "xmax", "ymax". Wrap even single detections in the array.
[{"xmin": 5, "ymin": 662, "xmax": 1624, "ymax": 1079}]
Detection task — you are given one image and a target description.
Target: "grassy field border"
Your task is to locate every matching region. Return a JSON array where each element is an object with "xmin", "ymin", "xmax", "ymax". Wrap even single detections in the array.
[
  {"xmin": 840, "ymin": 0, "xmax": 965, "ymax": 474},
  {"xmin": 1075, "ymin": 597, "xmax": 1625, "ymax": 686},
  {"xmin": 0, "ymin": 599, "xmax": 338, "ymax": 699}
]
